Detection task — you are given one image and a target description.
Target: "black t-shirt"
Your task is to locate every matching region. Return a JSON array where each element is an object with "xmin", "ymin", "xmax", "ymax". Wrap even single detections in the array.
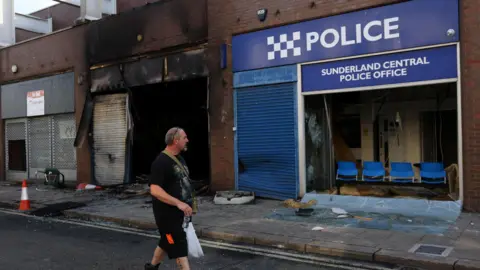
[{"xmin": 149, "ymin": 152, "xmax": 193, "ymax": 219}]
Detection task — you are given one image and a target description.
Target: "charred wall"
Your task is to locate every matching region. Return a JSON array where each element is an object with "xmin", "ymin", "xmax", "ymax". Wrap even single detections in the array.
[
  {"xmin": 86, "ymin": 0, "xmax": 207, "ymax": 65},
  {"xmin": 0, "ymin": 0, "xmax": 208, "ymax": 185}
]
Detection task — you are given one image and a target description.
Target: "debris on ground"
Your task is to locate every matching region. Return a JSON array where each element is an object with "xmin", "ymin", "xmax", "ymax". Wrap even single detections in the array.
[
  {"xmin": 354, "ymin": 216, "xmax": 373, "ymax": 221},
  {"xmin": 135, "ymin": 174, "xmax": 149, "ymax": 184},
  {"xmin": 283, "ymin": 199, "xmax": 317, "ymax": 209},
  {"xmin": 332, "ymin": 207, "xmax": 348, "ymax": 215},
  {"xmin": 213, "ymin": 191, "xmax": 255, "ymax": 205},
  {"xmin": 295, "ymin": 208, "xmax": 314, "ymax": 217},
  {"xmin": 76, "ymin": 183, "xmax": 103, "ymax": 191}
]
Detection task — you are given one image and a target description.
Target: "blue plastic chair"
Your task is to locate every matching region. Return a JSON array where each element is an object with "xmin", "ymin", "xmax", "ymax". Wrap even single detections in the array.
[
  {"xmin": 420, "ymin": 162, "xmax": 446, "ymax": 184},
  {"xmin": 389, "ymin": 162, "xmax": 415, "ymax": 183},
  {"xmin": 362, "ymin": 161, "xmax": 385, "ymax": 182},
  {"xmin": 336, "ymin": 161, "xmax": 358, "ymax": 182}
]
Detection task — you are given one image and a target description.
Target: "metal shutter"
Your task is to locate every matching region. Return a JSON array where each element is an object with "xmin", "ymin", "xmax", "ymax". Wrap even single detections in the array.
[
  {"xmin": 28, "ymin": 116, "xmax": 52, "ymax": 179},
  {"xmin": 235, "ymin": 83, "xmax": 298, "ymax": 200},
  {"xmin": 93, "ymin": 94, "xmax": 127, "ymax": 185},
  {"xmin": 52, "ymin": 113, "xmax": 77, "ymax": 181}
]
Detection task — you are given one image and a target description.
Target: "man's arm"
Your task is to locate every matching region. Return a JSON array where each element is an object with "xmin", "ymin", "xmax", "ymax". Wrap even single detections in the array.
[
  {"xmin": 150, "ymin": 185, "xmax": 192, "ymax": 216},
  {"xmin": 150, "ymin": 184, "xmax": 181, "ymax": 206},
  {"xmin": 149, "ymin": 158, "xmax": 192, "ymax": 216}
]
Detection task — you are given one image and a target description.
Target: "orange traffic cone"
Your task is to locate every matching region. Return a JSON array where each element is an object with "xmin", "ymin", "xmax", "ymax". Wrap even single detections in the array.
[{"xmin": 19, "ymin": 180, "xmax": 30, "ymax": 211}]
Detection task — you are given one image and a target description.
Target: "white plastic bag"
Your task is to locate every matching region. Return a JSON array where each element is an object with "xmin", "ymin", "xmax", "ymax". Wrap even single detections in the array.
[{"xmin": 184, "ymin": 222, "xmax": 204, "ymax": 258}]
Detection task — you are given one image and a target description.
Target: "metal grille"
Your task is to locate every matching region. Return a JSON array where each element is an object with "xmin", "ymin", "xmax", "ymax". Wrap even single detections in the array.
[
  {"xmin": 6, "ymin": 122, "xmax": 26, "ymax": 141},
  {"xmin": 5, "ymin": 121, "xmax": 27, "ymax": 171},
  {"xmin": 28, "ymin": 117, "xmax": 52, "ymax": 169},
  {"xmin": 52, "ymin": 114, "xmax": 77, "ymax": 169},
  {"xmin": 409, "ymin": 244, "xmax": 453, "ymax": 257},
  {"xmin": 93, "ymin": 94, "xmax": 127, "ymax": 185}
]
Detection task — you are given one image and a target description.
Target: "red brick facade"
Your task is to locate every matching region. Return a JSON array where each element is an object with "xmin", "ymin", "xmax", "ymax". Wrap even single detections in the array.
[
  {"xmin": 31, "ymin": 3, "xmax": 81, "ymax": 31},
  {"xmin": 460, "ymin": 0, "xmax": 480, "ymax": 212}
]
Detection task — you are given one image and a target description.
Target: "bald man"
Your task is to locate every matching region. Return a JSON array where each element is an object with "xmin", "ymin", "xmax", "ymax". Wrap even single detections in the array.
[{"xmin": 145, "ymin": 127, "xmax": 194, "ymax": 270}]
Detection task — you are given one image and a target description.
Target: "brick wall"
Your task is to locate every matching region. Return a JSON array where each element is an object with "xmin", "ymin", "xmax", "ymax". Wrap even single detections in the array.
[
  {"xmin": 87, "ymin": 0, "xmax": 207, "ymax": 64},
  {"xmin": 15, "ymin": 29, "xmax": 42, "ymax": 43},
  {"xmin": 32, "ymin": 3, "xmax": 80, "ymax": 31},
  {"xmin": 460, "ymin": 0, "xmax": 480, "ymax": 212},
  {"xmin": 0, "ymin": 26, "xmax": 91, "ymax": 185}
]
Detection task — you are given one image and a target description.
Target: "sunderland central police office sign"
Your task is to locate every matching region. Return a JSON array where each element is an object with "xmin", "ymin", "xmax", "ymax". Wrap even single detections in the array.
[
  {"xmin": 301, "ymin": 45, "xmax": 458, "ymax": 92},
  {"xmin": 232, "ymin": 0, "xmax": 459, "ymax": 72}
]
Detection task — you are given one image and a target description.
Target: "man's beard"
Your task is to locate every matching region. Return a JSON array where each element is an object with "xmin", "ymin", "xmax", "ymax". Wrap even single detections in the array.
[{"xmin": 182, "ymin": 145, "xmax": 188, "ymax": 152}]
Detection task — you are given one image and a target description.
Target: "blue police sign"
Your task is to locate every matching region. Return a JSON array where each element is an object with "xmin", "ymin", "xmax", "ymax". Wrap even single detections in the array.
[
  {"xmin": 301, "ymin": 45, "xmax": 457, "ymax": 93},
  {"xmin": 232, "ymin": 0, "xmax": 459, "ymax": 72}
]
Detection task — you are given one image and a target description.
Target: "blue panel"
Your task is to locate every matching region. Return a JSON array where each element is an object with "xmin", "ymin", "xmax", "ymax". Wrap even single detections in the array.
[
  {"xmin": 233, "ymin": 89, "xmax": 239, "ymax": 190},
  {"xmin": 232, "ymin": 0, "xmax": 459, "ymax": 71},
  {"xmin": 235, "ymin": 83, "xmax": 298, "ymax": 200},
  {"xmin": 220, "ymin": 43, "xmax": 227, "ymax": 69},
  {"xmin": 234, "ymin": 65, "xmax": 297, "ymax": 88},
  {"xmin": 302, "ymin": 45, "xmax": 457, "ymax": 92}
]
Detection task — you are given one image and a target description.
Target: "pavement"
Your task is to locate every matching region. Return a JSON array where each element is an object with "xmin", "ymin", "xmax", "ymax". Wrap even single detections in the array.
[
  {"xmin": 0, "ymin": 212, "xmax": 342, "ymax": 270},
  {"xmin": 1, "ymin": 182, "xmax": 480, "ymax": 270}
]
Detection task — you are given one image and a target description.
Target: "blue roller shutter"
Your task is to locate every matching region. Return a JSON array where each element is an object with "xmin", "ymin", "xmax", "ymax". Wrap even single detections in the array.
[{"xmin": 235, "ymin": 82, "xmax": 298, "ymax": 200}]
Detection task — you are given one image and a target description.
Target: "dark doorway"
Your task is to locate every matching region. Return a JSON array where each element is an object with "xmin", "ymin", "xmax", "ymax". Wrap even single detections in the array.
[
  {"xmin": 130, "ymin": 77, "xmax": 210, "ymax": 183},
  {"xmin": 8, "ymin": 140, "xmax": 27, "ymax": 171}
]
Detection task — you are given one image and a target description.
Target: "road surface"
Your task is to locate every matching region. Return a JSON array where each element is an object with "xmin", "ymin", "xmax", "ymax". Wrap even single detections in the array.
[{"xmin": 0, "ymin": 211, "xmax": 344, "ymax": 270}]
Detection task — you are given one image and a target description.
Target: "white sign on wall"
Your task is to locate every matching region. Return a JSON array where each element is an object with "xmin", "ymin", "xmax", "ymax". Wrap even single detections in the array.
[
  {"xmin": 58, "ymin": 119, "xmax": 76, "ymax": 139},
  {"xmin": 27, "ymin": 90, "xmax": 45, "ymax": 117}
]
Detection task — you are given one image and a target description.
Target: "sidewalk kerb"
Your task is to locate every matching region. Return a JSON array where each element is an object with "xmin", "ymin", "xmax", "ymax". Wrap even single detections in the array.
[
  {"xmin": 374, "ymin": 249, "xmax": 457, "ymax": 270},
  {"xmin": 454, "ymin": 259, "xmax": 480, "ymax": 270},
  {"xmin": 63, "ymin": 210, "xmax": 157, "ymax": 230},
  {"xmin": 306, "ymin": 241, "xmax": 378, "ymax": 262},
  {"xmin": 254, "ymin": 234, "xmax": 309, "ymax": 253}
]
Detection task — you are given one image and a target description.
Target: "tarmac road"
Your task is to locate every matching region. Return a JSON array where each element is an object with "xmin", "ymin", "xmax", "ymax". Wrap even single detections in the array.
[{"xmin": 0, "ymin": 211, "xmax": 346, "ymax": 270}]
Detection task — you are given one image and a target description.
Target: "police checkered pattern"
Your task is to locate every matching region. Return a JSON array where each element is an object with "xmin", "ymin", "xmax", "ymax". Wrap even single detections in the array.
[{"xmin": 267, "ymin": 31, "xmax": 301, "ymax": 60}]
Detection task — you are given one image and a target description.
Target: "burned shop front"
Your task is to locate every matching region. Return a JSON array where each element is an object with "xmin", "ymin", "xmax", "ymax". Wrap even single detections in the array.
[
  {"xmin": 88, "ymin": 49, "xmax": 210, "ymax": 187},
  {"xmin": 232, "ymin": 0, "xmax": 463, "ymax": 217}
]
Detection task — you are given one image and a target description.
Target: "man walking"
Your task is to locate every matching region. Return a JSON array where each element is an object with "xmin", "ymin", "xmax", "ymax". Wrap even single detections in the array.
[{"xmin": 145, "ymin": 127, "xmax": 195, "ymax": 270}]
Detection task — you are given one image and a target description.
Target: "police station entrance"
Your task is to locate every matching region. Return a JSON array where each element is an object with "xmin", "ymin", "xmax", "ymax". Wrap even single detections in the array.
[
  {"xmin": 301, "ymin": 43, "xmax": 461, "ymax": 204},
  {"xmin": 232, "ymin": 0, "xmax": 461, "ymax": 230}
]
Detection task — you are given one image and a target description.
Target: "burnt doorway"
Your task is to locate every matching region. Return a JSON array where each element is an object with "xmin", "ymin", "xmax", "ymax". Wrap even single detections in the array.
[{"xmin": 130, "ymin": 77, "xmax": 210, "ymax": 183}]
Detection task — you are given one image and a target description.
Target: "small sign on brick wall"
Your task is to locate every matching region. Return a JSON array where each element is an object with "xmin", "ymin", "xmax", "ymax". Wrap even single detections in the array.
[{"xmin": 27, "ymin": 90, "xmax": 45, "ymax": 117}]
